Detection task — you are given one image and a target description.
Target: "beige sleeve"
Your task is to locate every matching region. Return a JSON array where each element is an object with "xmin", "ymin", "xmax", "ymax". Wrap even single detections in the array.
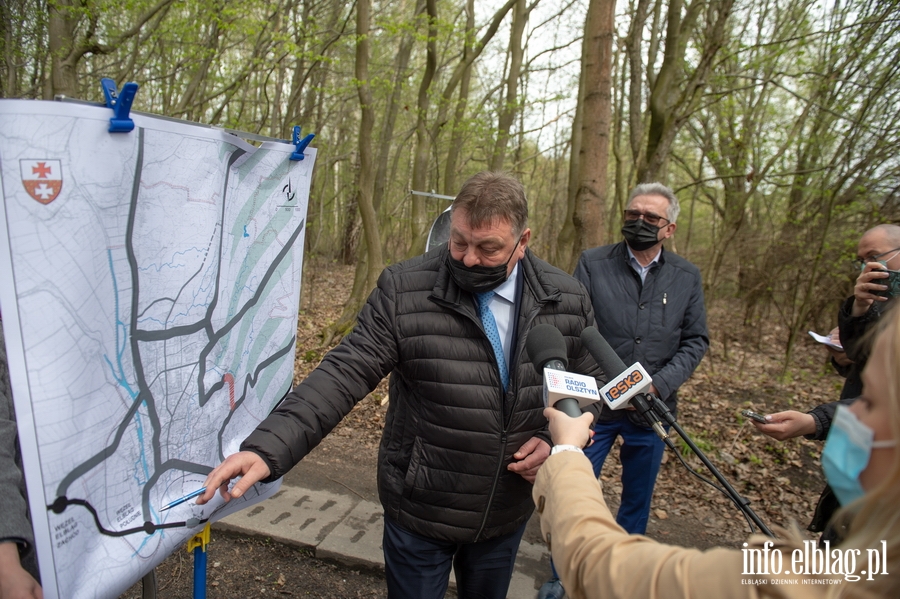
[{"xmin": 533, "ymin": 452, "xmax": 757, "ymax": 599}]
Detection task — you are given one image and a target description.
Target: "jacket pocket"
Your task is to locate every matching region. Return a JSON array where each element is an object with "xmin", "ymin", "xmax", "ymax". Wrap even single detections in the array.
[{"xmin": 402, "ymin": 436, "xmax": 425, "ymax": 499}]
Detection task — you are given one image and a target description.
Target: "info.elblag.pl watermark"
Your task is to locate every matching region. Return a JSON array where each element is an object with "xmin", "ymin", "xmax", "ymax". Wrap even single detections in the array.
[{"xmin": 741, "ymin": 540, "xmax": 889, "ymax": 585}]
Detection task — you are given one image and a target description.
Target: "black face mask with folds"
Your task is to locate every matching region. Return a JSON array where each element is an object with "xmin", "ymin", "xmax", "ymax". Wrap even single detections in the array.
[
  {"xmin": 448, "ymin": 242, "xmax": 519, "ymax": 294},
  {"xmin": 621, "ymin": 219, "xmax": 661, "ymax": 251}
]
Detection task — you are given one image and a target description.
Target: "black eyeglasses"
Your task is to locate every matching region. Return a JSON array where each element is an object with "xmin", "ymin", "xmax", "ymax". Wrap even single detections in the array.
[
  {"xmin": 853, "ymin": 246, "xmax": 900, "ymax": 271},
  {"xmin": 624, "ymin": 209, "xmax": 670, "ymax": 227}
]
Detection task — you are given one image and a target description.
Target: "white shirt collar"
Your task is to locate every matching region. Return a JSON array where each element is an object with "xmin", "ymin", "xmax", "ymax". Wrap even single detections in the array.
[
  {"xmin": 626, "ymin": 245, "xmax": 661, "ymax": 282},
  {"xmin": 493, "ymin": 262, "xmax": 520, "ymax": 303},
  {"xmin": 626, "ymin": 245, "xmax": 662, "ymax": 268}
]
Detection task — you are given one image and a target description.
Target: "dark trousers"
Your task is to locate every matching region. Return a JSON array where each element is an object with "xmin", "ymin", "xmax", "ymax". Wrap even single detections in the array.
[
  {"xmin": 382, "ymin": 517, "xmax": 526, "ymax": 599},
  {"xmin": 584, "ymin": 416, "xmax": 667, "ymax": 534}
]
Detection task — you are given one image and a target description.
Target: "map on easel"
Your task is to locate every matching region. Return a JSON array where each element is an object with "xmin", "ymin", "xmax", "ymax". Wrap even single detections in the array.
[{"xmin": 0, "ymin": 99, "xmax": 316, "ymax": 599}]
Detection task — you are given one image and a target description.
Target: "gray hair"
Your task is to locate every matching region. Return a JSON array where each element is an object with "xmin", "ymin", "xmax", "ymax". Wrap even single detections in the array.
[
  {"xmin": 869, "ymin": 223, "xmax": 900, "ymax": 246},
  {"xmin": 628, "ymin": 183, "xmax": 680, "ymax": 223}
]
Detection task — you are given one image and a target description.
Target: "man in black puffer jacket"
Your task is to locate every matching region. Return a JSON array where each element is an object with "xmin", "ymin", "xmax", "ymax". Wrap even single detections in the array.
[{"xmin": 199, "ymin": 171, "xmax": 604, "ymax": 599}]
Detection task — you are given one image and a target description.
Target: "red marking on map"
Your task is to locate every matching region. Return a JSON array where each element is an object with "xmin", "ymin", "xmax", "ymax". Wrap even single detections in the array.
[
  {"xmin": 20, "ymin": 159, "xmax": 63, "ymax": 204},
  {"xmin": 223, "ymin": 373, "xmax": 235, "ymax": 410}
]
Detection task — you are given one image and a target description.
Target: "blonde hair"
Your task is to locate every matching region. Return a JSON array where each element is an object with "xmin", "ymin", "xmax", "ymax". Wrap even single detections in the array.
[{"xmin": 830, "ymin": 303, "xmax": 900, "ymax": 597}]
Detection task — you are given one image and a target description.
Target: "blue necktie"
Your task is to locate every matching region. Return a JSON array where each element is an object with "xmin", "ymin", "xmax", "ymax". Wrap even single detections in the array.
[{"xmin": 476, "ymin": 291, "xmax": 509, "ymax": 391}]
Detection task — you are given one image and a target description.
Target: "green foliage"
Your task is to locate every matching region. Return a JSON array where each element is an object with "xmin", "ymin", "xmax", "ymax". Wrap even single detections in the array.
[
  {"xmin": 677, "ymin": 434, "xmax": 715, "ymax": 458},
  {"xmin": 764, "ymin": 443, "xmax": 789, "ymax": 465},
  {"xmin": 3, "ymin": 0, "xmax": 899, "ymax": 341}
]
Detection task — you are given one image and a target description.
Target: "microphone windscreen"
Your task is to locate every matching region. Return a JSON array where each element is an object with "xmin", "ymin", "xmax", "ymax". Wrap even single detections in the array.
[
  {"xmin": 526, "ymin": 323, "xmax": 568, "ymax": 371},
  {"xmin": 580, "ymin": 326, "xmax": 627, "ymax": 377}
]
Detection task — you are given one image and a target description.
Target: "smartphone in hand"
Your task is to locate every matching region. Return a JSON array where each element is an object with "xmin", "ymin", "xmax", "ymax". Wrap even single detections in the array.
[
  {"xmin": 876, "ymin": 269, "xmax": 900, "ymax": 299},
  {"xmin": 741, "ymin": 409, "xmax": 768, "ymax": 424}
]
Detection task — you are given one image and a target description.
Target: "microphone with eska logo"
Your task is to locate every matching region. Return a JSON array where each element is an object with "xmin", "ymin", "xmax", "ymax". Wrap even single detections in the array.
[
  {"xmin": 580, "ymin": 326, "xmax": 671, "ymax": 446},
  {"xmin": 581, "ymin": 328, "xmax": 774, "ymax": 536}
]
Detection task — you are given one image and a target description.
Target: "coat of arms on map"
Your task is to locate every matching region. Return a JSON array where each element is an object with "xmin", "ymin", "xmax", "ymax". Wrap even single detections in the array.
[{"xmin": 20, "ymin": 159, "xmax": 63, "ymax": 204}]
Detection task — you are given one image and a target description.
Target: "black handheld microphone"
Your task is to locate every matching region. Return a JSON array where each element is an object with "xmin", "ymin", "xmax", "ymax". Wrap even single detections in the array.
[
  {"xmin": 526, "ymin": 324, "xmax": 586, "ymax": 418},
  {"xmin": 580, "ymin": 326, "xmax": 671, "ymax": 446}
]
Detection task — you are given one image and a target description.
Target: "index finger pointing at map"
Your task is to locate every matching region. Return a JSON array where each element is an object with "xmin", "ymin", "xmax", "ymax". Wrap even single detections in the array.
[{"xmin": 197, "ymin": 451, "xmax": 271, "ymax": 504}]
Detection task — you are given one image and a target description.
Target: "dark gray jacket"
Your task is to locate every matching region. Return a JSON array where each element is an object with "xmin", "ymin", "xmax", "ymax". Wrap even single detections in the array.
[
  {"xmin": 805, "ymin": 294, "xmax": 894, "ymax": 439},
  {"xmin": 836, "ymin": 294, "xmax": 896, "ymax": 399},
  {"xmin": 1, "ymin": 320, "xmax": 41, "ymax": 582},
  {"xmin": 574, "ymin": 242, "xmax": 708, "ymax": 421},
  {"xmin": 242, "ymin": 247, "xmax": 603, "ymax": 543}
]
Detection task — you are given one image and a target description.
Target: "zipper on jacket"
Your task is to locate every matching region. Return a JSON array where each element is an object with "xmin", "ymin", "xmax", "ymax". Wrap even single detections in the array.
[
  {"xmin": 474, "ymin": 301, "xmax": 545, "ymax": 541},
  {"xmin": 475, "ymin": 430, "xmax": 509, "ymax": 541},
  {"xmin": 503, "ymin": 302, "xmax": 543, "ymax": 429},
  {"xmin": 662, "ymin": 292, "xmax": 667, "ymax": 326}
]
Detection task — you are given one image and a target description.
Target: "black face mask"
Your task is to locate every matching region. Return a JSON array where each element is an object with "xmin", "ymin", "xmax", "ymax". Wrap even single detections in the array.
[
  {"xmin": 448, "ymin": 242, "xmax": 520, "ymax": 294},
  {"xmin": 621, "ymin": 219, "xmax": 662, "ymax": 252}
]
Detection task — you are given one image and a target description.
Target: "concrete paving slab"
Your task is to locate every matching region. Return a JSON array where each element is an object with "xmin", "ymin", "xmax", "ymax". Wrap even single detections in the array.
[
  {"xmin": 217, "ymin": 483, "xmax": 550, "ymax": 598},
  {"xmin": 216, "ymin": 486, "xmax": 358, "ymax": 549},
  {"xmin": 509, "ymin": 538, "xmax": 548, "ymax": 598},
  {"xmin": 316, "ymin": 498, "xmax": 385, "ymax": 570}
]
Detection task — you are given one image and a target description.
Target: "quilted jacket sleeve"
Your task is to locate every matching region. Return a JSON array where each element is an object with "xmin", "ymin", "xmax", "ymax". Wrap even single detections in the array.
[{"xmin": 241, "ymin": 267, "xmax": 400, "ymax": 480}]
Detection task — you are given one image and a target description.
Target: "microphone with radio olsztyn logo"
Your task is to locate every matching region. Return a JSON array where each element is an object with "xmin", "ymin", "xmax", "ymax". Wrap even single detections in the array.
[
  {"xmin": 526, "ymin": 324, "xmax": 600, "ymax": 418},
  {"xmin": 580, "ymin": 326, "xmax": 671, "ymax": 446}
]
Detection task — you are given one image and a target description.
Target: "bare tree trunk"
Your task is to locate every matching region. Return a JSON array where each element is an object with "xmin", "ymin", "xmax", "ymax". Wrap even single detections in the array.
[
  {"xmin": 407, "ymin": 0, "xmax": 439, "ymax": 258},
  {"xmin": 571, "ymin": 0, "xmax": 616, "ymax": 258},
  {"xmin": 340, "ymin": 184, "xmax": 362, "ymax": 264},
  {"xmin": 609, "ymin": 36, "xmax": 627, "ymax": 242},
  {"xmin": 626, "ymin": 0, "xmax": 652, "ymax": 181},
  {"xmin": 46, "ymin": 0, "xmax": 175, "ymax": 99},
  {"xmin": 375, "ymin": 0, "xmax": 422, "ymax": 214},
  {"xmin": 443, "ymin": 0, "xmax": 475, "ymax": 195},
  {"xmin": 555, "ymin": 39, "xmax": 586, "ymax": 269},
  {"xmin": 47, "ymin": 0, "xmax": 78, "ymax": 98},
  {"xmin": 353, "ymin": 0, "xmax": 383, "ymax": 290},
  {"xmin": 489, "ymin": 0, "xmax": 527, "ymax": 171},
  {"xmin": 324, "ymin": 0, "xmax": 384, "ymax": 341},
  {"xmin": 638, "ymin": 0, "xmax": 734, "ymax": 183}
]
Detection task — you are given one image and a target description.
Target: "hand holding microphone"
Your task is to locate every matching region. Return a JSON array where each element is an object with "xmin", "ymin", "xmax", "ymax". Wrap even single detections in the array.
[{"xmin": 543, "ymin": 407, "xmax": 595, "ymax": 448}]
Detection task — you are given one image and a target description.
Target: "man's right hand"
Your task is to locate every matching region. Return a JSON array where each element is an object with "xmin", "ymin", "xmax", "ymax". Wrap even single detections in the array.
[
  {"xmin": 196, "ymin": 451, "xmax": 271, "ymax": 505},
  {"xmin": 751, "ymin": 410, "xmax": 816, "ymax": 441},
  {"xmin": 852, "ymin": 263, "xmax": 890, "ymax": 317}
]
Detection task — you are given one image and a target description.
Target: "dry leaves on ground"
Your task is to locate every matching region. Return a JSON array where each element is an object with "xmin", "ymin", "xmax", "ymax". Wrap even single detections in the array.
[{"xmin": 299, "ymin": 259, "xmax": 842, "ymax": 548}]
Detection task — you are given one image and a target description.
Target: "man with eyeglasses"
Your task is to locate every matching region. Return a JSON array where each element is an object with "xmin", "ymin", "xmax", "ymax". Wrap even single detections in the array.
[
  {"xmin": 842, "ymin": 224, "xmax": 900, "ymax": 384},
  {"xmin": 749, "ymin": 223, "xmax": 900, "ymax": 547},
  {"xmin": 537, "ymin": 182, "xmax": 708, "ymax": 599}
]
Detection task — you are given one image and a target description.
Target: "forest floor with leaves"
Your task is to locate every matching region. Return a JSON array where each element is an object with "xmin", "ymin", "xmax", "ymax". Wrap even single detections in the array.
[{"xmin": 124, "ymin": 258, "xmax": 843, "ymax": 598}]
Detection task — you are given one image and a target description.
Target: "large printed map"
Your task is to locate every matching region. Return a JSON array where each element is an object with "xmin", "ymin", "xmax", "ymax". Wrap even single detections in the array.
[{"xmin": 0, "ymin": 100, "xmax": 315, "ymax": 598}]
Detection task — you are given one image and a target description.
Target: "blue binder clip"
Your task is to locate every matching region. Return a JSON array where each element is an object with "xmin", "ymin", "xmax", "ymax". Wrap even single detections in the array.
[
  {"xmin": 100, "ymin": 78, "xmax": 138, "ymax": 133},
  {"xmin": 290, "ymin": 126, "xmax": 315, "ymax": 161}
]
